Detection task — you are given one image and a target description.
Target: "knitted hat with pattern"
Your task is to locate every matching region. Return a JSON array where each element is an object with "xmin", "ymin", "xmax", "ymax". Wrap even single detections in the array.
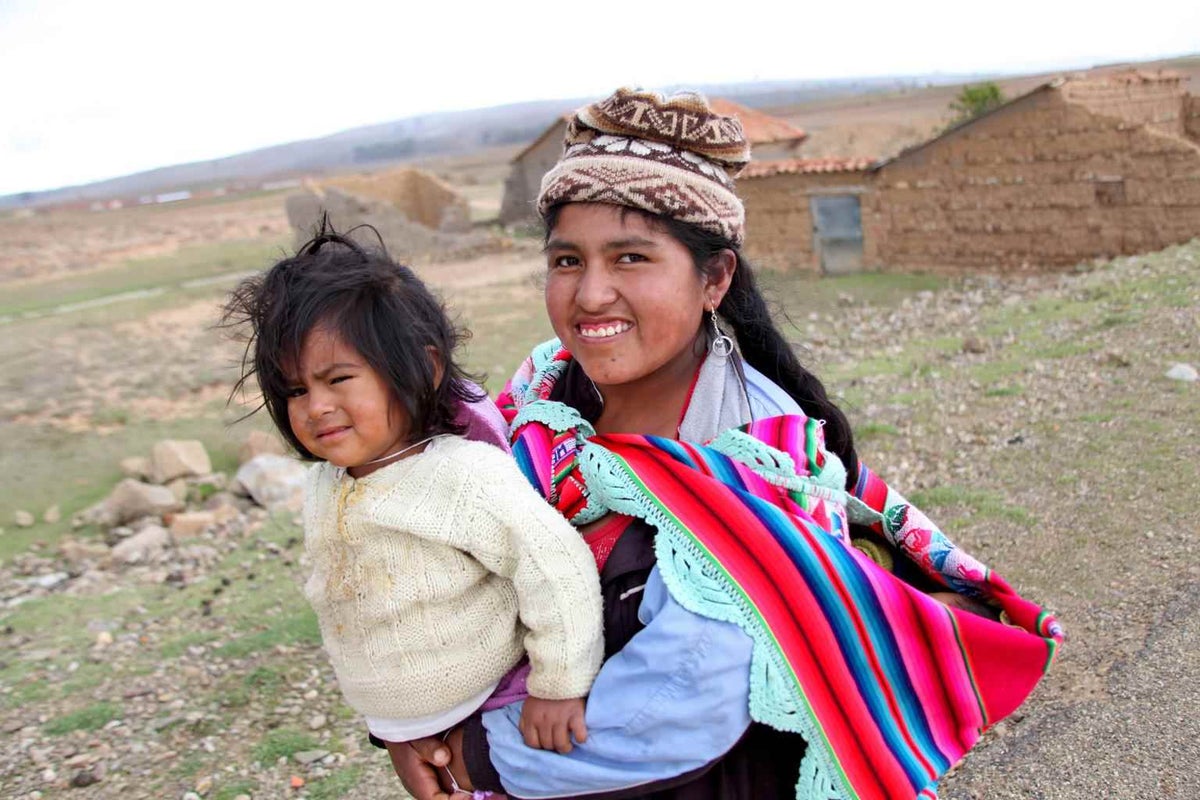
[{"xmin": 537, "ymin": 88, "xmax": 752, "ymax": 245}]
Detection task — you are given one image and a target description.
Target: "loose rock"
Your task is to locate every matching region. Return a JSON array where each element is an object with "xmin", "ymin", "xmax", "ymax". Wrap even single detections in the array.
[
  {"xmin": 169, "ymin": 511, "xmax": 216, "ymax": 541},
  {"xmin": 235, "ymin": 454, "xmax": 307, "ymax": 511},
  {"xmin": 1165, "ymin": 363, "xmax": 1198, "ymax": 382},
  {"xmin": 239, "ymin": 430, "xmax": 287, "ymax": 464},
  {"xmin": 43, "ymin": 505, "xmax": 61, "ymax": 524},
  {"xmin": 14, "ymin": 510, "xmax": 35, "ymax": 528},
  {"xmin": 110, "ymin": 524, "xmax": 170, "ymax": 565},
  {"xmin": 119, "ymin": 456, "xmax": 150, "ymax": 480},
  {"xmin": 100, "ymin": 479, "xmax": 185, "ymax": 527},
  {"xmin": 293, "ymin": 749, "xmax": 329, "ymax": 765},
  {"xmin": 149, "ymin": 440, "xmax": 212, "ymax": 485}
]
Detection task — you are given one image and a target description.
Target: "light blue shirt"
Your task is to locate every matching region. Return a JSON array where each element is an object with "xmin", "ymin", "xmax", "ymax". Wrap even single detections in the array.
[{"xmin": 480, "ymin": 362, "xmax": 803, "ymax": 797}]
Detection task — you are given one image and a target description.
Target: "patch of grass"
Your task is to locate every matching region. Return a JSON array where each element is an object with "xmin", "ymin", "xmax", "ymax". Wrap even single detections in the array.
[
  {"xmin": 306, "ymin": 765, "xmax": 364, "ymax": 800},
  {"xmin": 159, "ymin": 630, "xmax": 220, "ymax": 660},
  {"xmin": 212, "ymin": 780, "xmax": 259, "ymax": 800},
  {"xmin": 252, "ymin": 728, "xmax": 319, "ymax": 765},
  {"xmin": 243, "ymin": 665, "xmax": 285, "ymax": 692},
  {"xmin": 968, "ymin": 359, "xmax": 1026, "ymax": 385},
  {"xmin": 908, "ymin": 485, "xmax": 1035, "ymax": 528},
  {"xmin": 0, "ymin": 237, "xmax": 286, "ymax": 317},
  {"xmin": 984, "ymin": 385, "xmax": 1024, "ymax": 398},
  {"xmin": 43, "ymin": 701, "xmax": 121, "ymax": 735},
  {"xmin": 1078, "ymin": 412, "xmax": 1115, "ymax": 424},
  {"xmin": 214, "ymin": 607, "xmax": 321, "ymax": 658},
  {"xmin": 855, "ymin": 421, "xmax": 900, "ymax": 441},
  {"xmin": 1033, "ymin": 340, "xmax": 1094, "ymax": 360}
]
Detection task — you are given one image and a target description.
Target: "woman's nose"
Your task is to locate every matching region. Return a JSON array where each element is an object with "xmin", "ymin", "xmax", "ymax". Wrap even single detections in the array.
[{"xmin": 574, "ymin": 264, "xmax": 618, "ymax": 311}]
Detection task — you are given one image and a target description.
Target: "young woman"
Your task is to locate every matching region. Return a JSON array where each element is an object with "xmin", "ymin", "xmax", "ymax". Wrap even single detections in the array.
[{"xmin": 386, "ymin": 88, "xmax": 1061, "ymax": 800}]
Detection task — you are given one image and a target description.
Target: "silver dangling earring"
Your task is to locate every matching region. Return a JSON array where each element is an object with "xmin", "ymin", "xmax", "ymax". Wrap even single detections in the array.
[{"xmin": 709, "ymin": 309, "xmax": 734, "ymax": 358}]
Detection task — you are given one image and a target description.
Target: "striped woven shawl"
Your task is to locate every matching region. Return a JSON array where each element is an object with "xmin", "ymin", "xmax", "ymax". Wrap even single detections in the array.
[{"xmin": 499, "ymin": 344, "xmax": 1061, "ymax": 800}]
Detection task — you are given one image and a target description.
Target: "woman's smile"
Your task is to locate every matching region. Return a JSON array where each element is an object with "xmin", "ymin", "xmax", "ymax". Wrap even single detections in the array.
[{"xmin": 576, "ymin": 320, "xmax": 634, "ymax": 340}]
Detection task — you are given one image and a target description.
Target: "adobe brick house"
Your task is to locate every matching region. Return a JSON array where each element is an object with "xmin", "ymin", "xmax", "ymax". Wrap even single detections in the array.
[
  {"xmin": 499, "ymin": 98, "xmax": 808, "ymax": 228},
  {"xmin": 741, "ymin": 71, "xmax": 1200, "ymax": 273}
]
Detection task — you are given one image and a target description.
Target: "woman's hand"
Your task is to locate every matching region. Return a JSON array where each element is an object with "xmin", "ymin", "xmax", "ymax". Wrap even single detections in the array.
[{"xmin": 384, "ymin": 737, "xmax": 453, "ymax": 800}]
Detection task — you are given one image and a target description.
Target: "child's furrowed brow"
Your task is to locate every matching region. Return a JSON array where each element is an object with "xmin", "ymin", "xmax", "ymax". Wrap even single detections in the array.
[{"xmin": 310, "ymin": 362, "xmax": 361, "ymax": 380}]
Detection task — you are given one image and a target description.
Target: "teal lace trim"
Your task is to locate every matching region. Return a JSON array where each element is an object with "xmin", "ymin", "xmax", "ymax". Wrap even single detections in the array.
[
  {"xmin": 510, "ymin": 398, "xmax": 595, "ymax": 438},
  {"xmin": 577, "ymin": 440, "xmax": 852, "ymax": 800}
]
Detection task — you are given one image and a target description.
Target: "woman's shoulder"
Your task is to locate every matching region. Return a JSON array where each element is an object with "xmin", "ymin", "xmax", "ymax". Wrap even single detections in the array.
[
  {"xmin": 741, "ymin": 360, "xmax": 803, "ymax": 418},
  {"xmin": 428, "ymin": 436, "xmax": 522, "ymax": 480}
]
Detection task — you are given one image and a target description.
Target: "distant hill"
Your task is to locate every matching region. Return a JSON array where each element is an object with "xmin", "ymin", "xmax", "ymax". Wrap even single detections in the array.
[{"xmin": 2, "ymin": 74, "xmax": 1008, "ymax": 210}]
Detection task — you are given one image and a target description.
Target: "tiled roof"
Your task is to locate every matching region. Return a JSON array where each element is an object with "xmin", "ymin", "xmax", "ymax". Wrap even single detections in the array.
[
  {"xmin": 740, "ymin": 157, "xmax": 875, "ymax": 179},
  {"xmin": 708, "ymin": 98, "xmax": 808, "ymax": 145}
]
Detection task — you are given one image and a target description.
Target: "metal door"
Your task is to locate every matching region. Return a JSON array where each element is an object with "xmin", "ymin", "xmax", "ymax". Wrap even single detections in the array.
[{"xmin": 810, "ymin": 195, "xmax": 864, "ymax": 274}]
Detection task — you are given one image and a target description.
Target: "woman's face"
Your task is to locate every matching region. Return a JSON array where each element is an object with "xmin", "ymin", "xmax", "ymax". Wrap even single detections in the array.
[{"xmin": 544, "ymin": 203, "xmax": 724, "ymax": 391}]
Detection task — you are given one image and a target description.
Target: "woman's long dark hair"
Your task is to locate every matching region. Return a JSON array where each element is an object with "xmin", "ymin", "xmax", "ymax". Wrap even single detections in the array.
[{"xmin": 542, "ymin": 204, "xmax": 860, "ymax": 488}]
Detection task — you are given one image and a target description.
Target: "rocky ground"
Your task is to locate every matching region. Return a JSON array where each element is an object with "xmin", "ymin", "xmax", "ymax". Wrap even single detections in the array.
[{"xmin": 0, "ymin": 237, "xmax": 1197, "ymax": 799}]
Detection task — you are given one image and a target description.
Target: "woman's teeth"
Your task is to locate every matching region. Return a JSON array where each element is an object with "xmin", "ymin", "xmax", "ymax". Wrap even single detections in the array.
[{"xmin": 579, "ymin": 322, "xmax": 632, "ymax": 339}]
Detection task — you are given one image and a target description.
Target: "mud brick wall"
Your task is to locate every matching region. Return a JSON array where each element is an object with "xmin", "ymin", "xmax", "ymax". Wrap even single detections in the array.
[
  {"xmin": 867, "ymin": 88, "xmax": 1200, "ymax": 272},
  {"xmin": 741, "ymin": 171, "xmax": 874, "ymax": 272},
  {"xmin": 285, "ymin": 187, "xmax": 500, "ymax": 264},
  {"xmin": 499, "ymin": 122, "xmax": 566, "ymax": 228},
  {"xmin": 324, "ymin": 168, "xmax": 471, "ymax": 232},
  {"xmin": 1062, "ymin": 76, "xmax": 1187, "ymax": 137},
  {"xmin": 1185, "ymin": 95, "xmax": 1200, "ymax": 145}
]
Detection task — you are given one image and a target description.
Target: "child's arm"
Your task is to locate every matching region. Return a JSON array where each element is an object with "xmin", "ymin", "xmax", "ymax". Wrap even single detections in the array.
[
  {"xmin": 465, "ymin": 448, "xmax": 605, "ymax": 708},
  {"xmin": 518, "ymin": 696, "xmax": 588, "ymax": 753}
]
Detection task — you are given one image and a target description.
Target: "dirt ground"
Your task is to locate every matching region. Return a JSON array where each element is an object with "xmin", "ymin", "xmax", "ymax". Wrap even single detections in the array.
[{"xmin": 1, "ymin": 98, "xmax": 1199, "ymax": 797}]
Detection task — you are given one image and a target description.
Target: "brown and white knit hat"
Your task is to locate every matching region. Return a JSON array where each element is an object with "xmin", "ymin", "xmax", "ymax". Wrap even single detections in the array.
[{"xmin": 536, "ymin": 88, "xmax": 752, "ymax": 245}]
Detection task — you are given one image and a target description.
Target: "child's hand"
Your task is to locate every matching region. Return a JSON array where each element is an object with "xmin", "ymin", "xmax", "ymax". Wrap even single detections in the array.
[{"xmin": 518, "ymin": 696, "xmax": 587, "ymax": 753}]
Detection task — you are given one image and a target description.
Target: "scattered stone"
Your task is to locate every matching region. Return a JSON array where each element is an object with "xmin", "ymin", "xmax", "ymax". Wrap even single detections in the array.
[
  {"xmin": 166, "ymin": 478, "xmax": 189, "ymax": 503},
  {"xmin": 95, "ymin": 630, "xmax": 114, "ymax": 648},
  {"xmin": 23, "ymin": 572, "xmax": 69, "ymax": 590},
  {"xmin": 1102, "ymin": 350, "xmax": 1132, "ymax": 367},
  {"xmin": 59, "ymin": 538, "xmax": 110, "ymax": 566},
  {"xmin": 182, "ymin": 793, "xmax": 201, "ymax": 800},
  {"xmin": 308, "ymin": 712, "xmax": 327, "ymax": 730},
  {"xmin": 2, "ymin": 717, "xmax": 26, "ymax": 734},
  {"xmin": 149, "ymin": 440, "xmax": 213, "ymax": 485},
  {"xmin": 70, "ymin": 768, "xmax": 101, "ymax": 787},
  {"xmin": 235, "ymin": 454, "xmax": 307, "ymax": 510},
  {"xmin": 14, "ymin": 510, "xmax": 35, "ymax": 528},
  {"xmin": 103, "ymin": 479, "xmax": 184, "ymax": 526},
  {"xmin": 169, "ymin": 511, "xmax": 216, "ymax": 541},
  {"xmin": 119, "ymin": 456, "xmax": 150, "ymax": 480},
  {"xmin": 290, "ymin": 775, "xmax": 306, "ymax": 789},
  {"xmin": 1165, "ymin": 363, "xmax": 1198, "ymax": 382},
  {"xmin": 962, "ymin": 335, "xmax": 987, "ymax": 354},
  {"xmin": 110, "ymin": 524, "xmax": 170, "ymax": 565},
  {"xmin": 293, "ymin": 749, "xmax": 329, "ymax": 765},
  {"xmin": 239, "ymin": 430, "xmax": 288, "ymax": 464},
  {"xmin": 194, "ymin": 775, "xmax": 213, "ymax": 795},
  {"xmin": 43, "ymin": 505, "xmax": 61, "ymax": 524}
]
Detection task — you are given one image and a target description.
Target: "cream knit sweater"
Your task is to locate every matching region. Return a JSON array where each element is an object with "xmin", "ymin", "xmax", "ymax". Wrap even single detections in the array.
[{"xmin": 302, "ymin": 436, "xmax": 603, "ymax": 720}]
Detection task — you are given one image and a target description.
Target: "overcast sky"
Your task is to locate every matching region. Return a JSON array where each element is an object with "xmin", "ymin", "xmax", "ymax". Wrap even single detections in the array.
[{"xmin": 1, "ymin": 0, "xmax": 1197, "ymax": 196}]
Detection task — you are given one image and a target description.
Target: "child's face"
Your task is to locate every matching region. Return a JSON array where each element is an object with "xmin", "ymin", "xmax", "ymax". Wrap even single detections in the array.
[{"xmin": 285, "ymin": 326, "xmax": 411, "ymax": 478}]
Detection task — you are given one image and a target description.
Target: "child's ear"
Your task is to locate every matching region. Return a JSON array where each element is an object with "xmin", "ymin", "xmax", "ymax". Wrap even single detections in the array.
[{"xmin": 425, "ymin": 345, "xmax": 445, "ymax": 389}]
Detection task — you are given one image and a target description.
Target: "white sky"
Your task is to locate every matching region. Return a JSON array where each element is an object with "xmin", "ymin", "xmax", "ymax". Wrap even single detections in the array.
[{"xmin": 1, "ymin": 0, "xmax": 1197, "ymax": 195}]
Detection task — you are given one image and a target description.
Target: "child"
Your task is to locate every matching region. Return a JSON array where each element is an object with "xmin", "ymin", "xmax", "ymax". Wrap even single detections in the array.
[{"xmin": 223, "ymin": 228, "xmax": 603, "ymax": 764}]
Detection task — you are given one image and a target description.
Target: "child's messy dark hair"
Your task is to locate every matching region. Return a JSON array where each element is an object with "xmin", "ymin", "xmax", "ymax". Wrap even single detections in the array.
[{"xmin": 222, "ymin": 222, "xmax": 485, "ymax": 460}]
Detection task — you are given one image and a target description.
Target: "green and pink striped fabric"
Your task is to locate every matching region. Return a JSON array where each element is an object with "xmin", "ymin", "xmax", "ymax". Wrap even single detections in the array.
[{"xmin": 498, "ymin": 346, "xmax": 1061, "ymax": 799}]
